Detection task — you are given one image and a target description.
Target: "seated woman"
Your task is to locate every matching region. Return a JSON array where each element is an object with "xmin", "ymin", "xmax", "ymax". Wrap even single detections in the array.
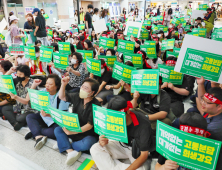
[
  {"xmin": 54, "ymin": 77, "xmax": 101, "ymax": 166},
  {"xmin": 25, "ymin": 74, "xmax": 69, "ymax": 150},
  {"xmin": 6, "ymin": 65, "xmax": 39, "ymax": 131}
]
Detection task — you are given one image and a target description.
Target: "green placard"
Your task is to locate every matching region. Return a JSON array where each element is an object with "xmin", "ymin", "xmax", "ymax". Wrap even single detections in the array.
[
  {"xmin": 180, "ymin": 48, "xmax": 222, "ymax": 82},
  {"xmin": 78, "ymin": 24, "xmax": 85, "ymax": 30},
  {"xmin": 161, "ymin": 39, "xmax": 175, "ymax": 51},
  {"xmin": 28, "ymin": 89, "xmax": 50, "ymax": 113},
  {"xmin": 159, "ymin": 64, "xmax": 184, "ymax": 85},
  {"xmin": 99, "ymin": 37, "xmax": 115, "ymax": 50},
  {"xmin": 157, "ymin": 25, "xmax": 168, "ymax": 33},
  {"xmin": 98, "ymin": 55, "xmax": 116, "ymax": 67},
  {"xmin": 41, "ymin": 45, "xmax": 53, "ymax": 49},
  {"xmin": 112, "ymin": 61, "xmax": 136, "ymax": 84},
  {"xmin": 193, "ymin": 28, "xmax": 207, "ymax": 38},
  {"xmin": 9, "ymin": 44, "xmax": 24, "ymax": 55},
  {"xmin": 117, "ymin": 39, "xmax": 135, "ymax": 53},
  {"xmin": 43, "ymin": 14, "xmax": 49, "ymax": 19},
  {"xmin": 127, "ymin": 26, "xmax": 139, "ymax": 37},
  {"xmin": 86, "ymin": 57, "xmax": 101, "ymax": 77},
  {"xmin": 131, "ymin": 69, "xmax": 159, "ymax": 94},
  {"xmin": 24, "ymin": 46, "xmax": 36, "ymax": 60},
  {"xmin": 0, "ymin": 33, "xmax": 5, "ymax": 40},
  {"xmin": 93, "ymin": 104, "xmax": 128, "ymax": 143},
  {"xmin": 58, "ymin": 42, "xmax": 71, "ymax": 54},
  {"xmin": 185, "ymin": 25, "xmax": 191, "ymax": 32},
  {"xmin": 156, "ymin": 120, "xmax": 221, "ymax": 170},
  {"xmin": 40, "ymin": 47, "xmax": 53, "ymax": 62},
  {"xmin": 53, "ymin": 52, "xmax": 69, "ymax": 70},
  {"xmin": 144, "ymin": 41, "xmax": 156, "ymax": 46},
  {"xmin": 139, "ymin": 30, "xmax": 149, "ymax": 40},
  {"xmin": 123, "ymin": 52, "xmax": 143, "ymax": 69},
  {"xmin": 141, "ymin": 45, "xmax": 157, "ymax": 59},
  {"xmin": 187, "ymin": 32, "xmax": 199, "ymax": 37},
  {"xmin": 48, "ymin": 106, "xmax": 82, "ymax": 132},
  {"xmin": 47, "ymin": 29, "xmax": 53, "ymax": 37},
  {"xmin": 199, "ymin": 4, "xmax": 208, "ymax": 10},
  {"xmin": 144, "ymin": 20, "xmax": 151, "ymax": 26},
  {"xmin": 157, "ymin": 16, "xmax": 163, "ymax": 21},
  {"xmin": 166, "ymin": 51, "xmax": 179, "ymax": 58},
  {"xmin": 76, "ymin": 50, "xmax": 93, "ymax": 63},
  {"xmin": 174, "ymin": 47, "xmax": 181, "ymax": 53},
  {"xmin": 0, "ymin": 75, "xmax": 17, "ymax": 95},
  {"xmin": 211, "ymin": 32, "xmax": 222, "ymax": 41},
  {"xmin": 21, "ymin": 31, "xmax": 28, "ymax": 45}
]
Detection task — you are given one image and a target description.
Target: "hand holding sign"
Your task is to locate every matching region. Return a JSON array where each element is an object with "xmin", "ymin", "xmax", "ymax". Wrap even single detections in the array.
[
  {"xmin": 99, "ymin": 135, "xmax": 109, "ymax": 147},
  {"xmin": 40, "ymin": 110, "xmax": 48, "ymax": 117},
  {"xmin": 62, "ymin": 127, "xmax": 77, "ymax": 135},
  {"xmin": 33, "ymin": 79, "xmax": 42, "ymax": 87},
  {"xmin": 9, "ymin": 92, "xmax": 17, "ymax": 100}
]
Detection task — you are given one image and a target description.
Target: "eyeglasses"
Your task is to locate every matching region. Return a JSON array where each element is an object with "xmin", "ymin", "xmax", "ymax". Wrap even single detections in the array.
[
  {"xmin": 81, "ymin": 85, "xmax": 90, "ymax": 91},
  {"xmin": 200, "ymin": 96, "xmax": 216, "ymax": 105}
]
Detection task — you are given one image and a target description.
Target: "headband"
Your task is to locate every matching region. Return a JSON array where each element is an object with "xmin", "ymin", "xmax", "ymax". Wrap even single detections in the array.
[
  {"xmin": 204, "ymin": 93, "xmax": 222, "ymax": 105},
  {"xmin": 180, "ymin": 125, "xmax": 211, "ymax": 138},
  {"xmin": 166, "ymin": 60, "xmax": 176, "ymax": 65},
  {"xmin": 101, "ymin": 63, "xmax": 109, "ymax": 71},
  {"xmin": 117, "ymin": 33, "xmax": 122, "ymax": 36},
  {"xmin": 102, "ymin": 34, "xmax": 107, "ymax": 37},
  {"xmin": 137, "ymin": 51, "xmax": 145, "ymax": 59}
]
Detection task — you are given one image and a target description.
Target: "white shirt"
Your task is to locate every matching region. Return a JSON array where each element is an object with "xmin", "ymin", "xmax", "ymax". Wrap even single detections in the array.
[
  {"xmin": 17, "ymin": 56, "xmax": 29, "ymax": 65},
  {"xmin": 147, "ymin": 58, "xmax": 163, "ymax": 69},
  {"xmin": 92, "ymin": 14, "xmax": 100, "ymax": 22}
]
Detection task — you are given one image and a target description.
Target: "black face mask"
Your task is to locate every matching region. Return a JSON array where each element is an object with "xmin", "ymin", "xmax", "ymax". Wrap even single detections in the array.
[{"xmin": 17, "ymin": 76, "xmax": 25, "ymax": 82}]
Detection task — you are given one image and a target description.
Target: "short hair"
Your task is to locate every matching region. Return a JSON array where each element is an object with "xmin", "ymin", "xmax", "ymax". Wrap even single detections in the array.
[
  {"xmin": 16, "ymin": 65, "xmax": 31, "ymax": 77},
  {"xmin": 94, "ymin": 8, "xmax": 99, "ymax": 13},
  {"xmin": 207, "ymin": 8, "xmax": 212, "ymax": 11},
  {"xmin": 79, "ymin": 35, "xmax": 85, "ymax": 41},
  {"xmin": 207, "ymin": 87, "xmax": 222, "ymax": 102},
  {"xmin": 84, "ymin": 39, "xmax": 93, "ymax": 48},
  {"xmin": 0, "ymin": 60, "xmax": 13, "ymax": 72},
  {"xmin": 73, "ymin": 52, "xmax": 83, "ymax": 64},
  {"xmin": 166, "ymin": 56, "xmax": 177, "ymax": 61},
  {"xmin": 35, "ymin": 40, "xmax": 41, "ymax": 45},
  {"xmin": 106, "ymin": 49, "xmax": 115, "ymax": 56},
  {"xmin": 82, "ymin": 78, "xmax": 99, "ymax": 96},
  {"xmin": 125, "ymin": 61, "xmax": 134, "ymax": 67},
  {"xmin": 99, "ymin": 59, "xmax": 105, "ymax": 65},
  {"xmin": 88, "ymin": 4, "xmax": 93, "ymax": 9},
  {"xmin": 179, "ymin": 112, "xmax": 207, "ymax": 131},
  {"xmin": 51, "ymin": 43, "xmax": 58, "ymax": 51},
  {"xmin": 107, "ymin": 96, "xmax": 127, "ymax": 111},
  {"xmin": 196, "ymin": 17, "xmax": 202, "ymax": 21},
  {"xmin": 35, "ymin": 46, "xmax": 40, "ymax": 53},
  {"xmin": 46, "ymin": 74, "xmax": 61, "ymax": 91}
]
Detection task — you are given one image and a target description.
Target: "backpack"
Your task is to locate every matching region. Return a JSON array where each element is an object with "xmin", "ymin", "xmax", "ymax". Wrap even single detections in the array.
[
  {"xmin": 168, "ymin": 8, "xmax": 172, "ymax": 15},
  {"xmin": 5, "ymin": 31, "xmax": 12, "ymax": 46}
]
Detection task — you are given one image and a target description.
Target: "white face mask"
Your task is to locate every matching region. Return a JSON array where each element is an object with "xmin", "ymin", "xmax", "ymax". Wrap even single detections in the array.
[
  {"xmin": 101, "ymin": 68, "xmax": 105, "ymax": 74},
  {"xmin": 169, "ymin": 25, "xmax": 173, "ymax": 28},
  {"xmin": 36, "ymin": 53, "xmax": 40, "ymax": 57},
  {"xmin": 66, "ymin": 33, "xmax": 70, "ymax": 36},
  {"xmin": 71, "ymin": 59, "xmax": 77, "ymax": 64},
  {"xmin": 158, "ymin": 34, "xmax": 161, "ymax": 37},
  {"xmin": 79, "ymin": 89, "xmax": 92, "ymax": 99},
  {"xmin": 91, "ymin": 9, "xmax": 93, "ymax": 12}
]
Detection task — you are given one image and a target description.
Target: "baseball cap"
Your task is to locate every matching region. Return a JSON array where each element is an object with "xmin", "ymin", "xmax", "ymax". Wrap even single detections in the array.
[
  {"xmin": 32, "ymin": 8, "xmax": 40, "ymax": 14},
  {"xmin": 10, "ymin": 15, "xmax": 19, "ymax": 22}
]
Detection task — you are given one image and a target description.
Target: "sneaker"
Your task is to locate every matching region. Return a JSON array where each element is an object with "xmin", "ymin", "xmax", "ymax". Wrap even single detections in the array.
[
  {"xmin": 25, "ymin": 132, "xmax": 33, "ymax": 140},
  {"xmin": 53, "ymin": 142, "xmax": 59, "ymax": 150},
  {"xmin": 14, "ymin": 122, "xmax": 23, "ymax": 131},
  {"xmin": 65, "ymin": 151, "xmax": 82, "ymax": 166},
  {"xmin": 34, "ymin": 136, "xmax": 47, "ymax": 150}
]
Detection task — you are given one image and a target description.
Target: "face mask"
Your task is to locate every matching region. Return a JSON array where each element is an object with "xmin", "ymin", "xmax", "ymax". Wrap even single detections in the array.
[
  {"xmin": 66, "ymin": 33, "xmax": 70, "ymax": 36},
  {"xmin": 157, "ymin": 34, "xmax": 161, "ymax": 37},
  {"xmin": 169, "ymin": 25, "xmax": 173, "ymax": 28},
  {"xmin": 79, "ymin": 89, "xmax": 92, "ymax": 99},
  {"xmin": 91, "ymin": 9, "xmax": 93, "ymax": 12},
  {"xmin": 101, "ymin": 68, "xmax": 105, "ymax": 74},
  {"xmin": 17, "ymin": 76, "xmax": 25, "ymax": 82},
  {"xmin": 36, "ymin": 53, "xmax": 40, "ymax": 57},
  {"xmin": 71, "ymin": 59, "xmax": 77, "ymax": 64},
  {"xmin": 54, "ymin": 35, "xmax": 57, "ymax": 37}
]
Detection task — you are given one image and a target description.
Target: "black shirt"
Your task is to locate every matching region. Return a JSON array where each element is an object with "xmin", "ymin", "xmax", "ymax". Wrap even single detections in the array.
[
  {"xmin": 137, "ymin": 89, "xmax": 171, "ymax": 114},
  {"xmin": 126, "ymin": 111, "xmax": 153, "ymax": 151},
  {"xmin": 94, "ymin": 69, "xmax": 113, "ymax": 91},
  {"xmin": 85, "ymin": 12, "xmax": 92, "ymax": 29},
  {"xmin": 24, "ymin": 21, "xmax": 35, "ymax": 34},
  {"xmin": 35, "ymin": 15, "xmax": 47, "ymax": 37},
  {"xmin": 65, "ymin": 92, "xmax": 101, "ymax": 141}
]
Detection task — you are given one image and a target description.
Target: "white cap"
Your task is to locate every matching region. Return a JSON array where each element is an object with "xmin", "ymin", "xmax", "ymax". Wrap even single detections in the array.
[
  {"xmin": 58, "ymin": 29, "xmax": 64, "ymax": 32},
  {"xmin": 10, "ymin": 15, "xmax": 19, "ymax": 22}
]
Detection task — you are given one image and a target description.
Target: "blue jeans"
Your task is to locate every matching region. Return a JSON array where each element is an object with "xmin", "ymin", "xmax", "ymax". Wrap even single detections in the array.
[
  {"xmin": 54, "ymin": 126, "xmax": 98, "ymax": 153},
  {"xmin": 26, "ymin": 113, "xmax": 58, "ymax": 139}
]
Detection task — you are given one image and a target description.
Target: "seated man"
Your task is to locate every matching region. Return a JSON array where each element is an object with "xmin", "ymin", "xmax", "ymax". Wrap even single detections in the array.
[{"xmin": 90, "ymin": 96, "xmax": 154, "ymax": 170}]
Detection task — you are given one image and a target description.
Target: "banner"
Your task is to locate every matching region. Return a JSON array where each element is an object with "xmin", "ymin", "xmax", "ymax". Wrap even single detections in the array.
[
  {"xmin": 0, "ymin": 33, "xmax": 5, "ymax": 40},
  {"xmin": 9, "ymin": 44, "xmax": 24, "ymax": 55},
  {"xmin": 43, "ymin": 14, "xmax": 49, "ymax": 19},
  {"xmin": 156, "ymin": 120, "xmax": 221, "ymax": 170},
  {"xmin": 157, "ymin": 25, "xmax": 168, "ymax": 33},
  {"xmin": 24, "ymin": 46, "xmax": 36, "ymax": 60},
  {"xmin": 78, "ymin": 24, "xmax": 85, "ymax": 30},
  {"xmin": 40, "ymin": 47, "xmax": 53, "ymax": 62},
  {"xmin": 48, "ymin": 106, "xmax": 82, "ymax": 132},
  {"xmin": 53, "ymin": 52, "xmax": 69, "ymax": 70},
  {"xmin": 77, "ymin": 50, "xmax": 93, "ymax": 63},
  {"xmin": 86, "ymin": 57, "xmax": 101, "ymax": 77},
  {"xmin": 112, "ymin": 61, "xmax": 136, "ymax": 84},
  {"xmin": 141, "ymin": 45, "xmax": 157, "ymax": 59},
  {"xmin": 127, "ymin": 26, "xmax": 139, "ymax": 37},
  {"xmin": 161, "ymin": 39, "xmax": 175, "ymax": 51},
  {"xmin": 131, "ymin": 69, "xmax": 159, "ymax": 94},
  {"xmin": 123, "ymin": 52, "xmax": 143, "ymax": 69},
  {"xmin": 159, "ymin": 64, "xmax": 183, "ymax": 85},
  {"xmin": 28, "ymin": 89, "xmax": 50, "ymax": 113},
  {"xmin": 143, "ymin": 20, "xmax": 151, "ymax": 26},
  {"xmin": 144, "ymin": 41, "xmax": 156, "ymax": 46},
  {"xmin": 117, "ymin": 39, "xmax": 135, "ymax": 53},
  {"xmin": 93, "ymin": 104, "xmax": 128, "ymax": 143},
  {"xmin": 47, "ymin": 29, "xmax": 53, "ymax": 37},
  {"xmin": 99, "ymin": 37, "xmax": 115, "ymax": 50},
  {"xmin": 166, "ymin": 51, "xmax": 179, "ymax": 58},
  {"xmin": 58, "ymin": 42, "xmax": 71, "ymax": 54},
  {"xmin": 0, "ymin": 75, "xmax": 17, "ymax": 95},
  {"xmin": 98, "ymin": 55, "xmax": 116, "ymax": 67}
]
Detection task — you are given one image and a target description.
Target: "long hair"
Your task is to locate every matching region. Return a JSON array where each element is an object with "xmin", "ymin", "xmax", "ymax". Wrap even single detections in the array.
[
  {"xmin": 101, "ymin": 9, "xmax": 107, "ymax": 18},
  {"xmin": 26, "ymin": 13, "xmax": 35, "ymax": 27}
]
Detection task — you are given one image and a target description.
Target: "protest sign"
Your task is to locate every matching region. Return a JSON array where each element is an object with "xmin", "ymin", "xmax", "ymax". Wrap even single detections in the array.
[
  {"xmin": 9, "ymin": 44, "xmax": 24, "ymax": 55},
  {"xmin": 93, "ymin": 104, "xmax": 128, "ymax": 143},
  {"xmin": 70, "ymin": 28, "xmax": 78, "ymax": 34},
  {"xmin": 28, "ymin": 89, "xmax": 50, "ymax": 113},
  {"xmin": 47, "ymin": 29, "xmax": 53, "ymax": 37},
  {"xmin": 86, "ymin": 57, "xmax": 101, "ymax": 77},
  {"xmin": 187, "ymin": 32, "xmax": 199, "ymax": 37},
  {"xmin": 157, "ymin": 25, "xmax": 168, "ymax": 33},
  {"xmin": 156, "ymin": 120, "xmax": 221, "ymax": 170},
  {"xmin": 131, "ymin": 69, "xmax": 159, "ymax": 94},
  {"xmin": 123, "ymin": 52, "xmax": 143, "ymax": 69},
  {"xmin": 48, "ymin": 106, "xmax": 82, "ymax": 132},
  {"xmin": 93, "ymin": 19, "xmax": 107, "ymax": 34},
  {"xmin": 167, "ymin": 51, "xmax": 179, "ymax": 58},
  {"xmin": 43, "ymin": 14, "xmax": 49, "ymax": 19},
  {"xmin": 139, "ymin": 30, "xmax": 149, "ymax": 40},
  {"xmin": 157, "ymin": 16, "xmax": 163, "ymax": 21},
  {"xmin": 191, "ymin": 10, "xmax": 206, "ymax": 19},
  {"xmin": 98, "ymin": 55, "xmax": 116, "ymax": 67},
  {"xmin": 193, "ymin": 28, "xmax": 207, "ymax": 38},
  {"xmin": 161, "ymin": 39, "xmax": 175, "ymax": 51},
  {"xmin": 124, "ymin": 21, "xmax": 142, "ymax": 38},
  {"xmin": 175, "ymin": 35, "xmax": 222, "ymax": 83},
  {"xmin": 112, "ymin": 61, "xmax": 136, "ymax": 84},
  {"xmin": 211, "ymin": 32, "xmax": 222, "ymax": 41},
  {"xmin": 77, "ymin": 50, "xmax": 93, "ymax": 63},
  {"xmin": 0, "ymin": 33, "xmax": 5, "ymax": 40},
  {"xmin": 199, "ymin": 4, "xmax": 208, "ymax": 10},
  {"xmin": 174, "ymin": 47, "xmax": 181, "ymax": 53},
  {"xmin": 159, "ymin": 64, "xmax": 183, "ymax": 85},
  {"xmin": 40, "ymin": 47, "xmax": 53, "ymax": 62},
  {"xmin": 184, "ymin": 25, "xmax": 192, "ymax": 32},
  {"xmin": 143, "ymin": 20, "xmax": 151, "ymax": 26},
  {"xmin": 117, "ymin": 39, "xmax": 135, "ymax": 53},
  {"xmin": 22, "ymin": 31, "xmax": 28, "ymax": 45},
  {"xmin": 140, "ymin": 45, "xmax": 157, "ymax": 59},
  {"xmin": 53, "ymin": 52, "xmax": 69, "ymax": 69},
  {"xmin": 126, "ymin": 26, "xmax": 140, "ymax": 37},
  {"xmin": 99, "ymin": 37, "xmax": 115, "ymax": 50},
  {"xmin": 0, "ymin": 75, "xmax": 17, "ymax": 95},
  {"xmin": 24, "ymin": 46, "xmax": 36, "ymax": 60},
  {"xmin": 58, "ymin": 42, "xmax": 71, "ymax": 54},
  {"xmin": 78, "ymin": 24, "xmax": 85, "ymax": 30},
  {"xmin": 144, "ymin": 41, "xmax": 156, "ymax": 46}
]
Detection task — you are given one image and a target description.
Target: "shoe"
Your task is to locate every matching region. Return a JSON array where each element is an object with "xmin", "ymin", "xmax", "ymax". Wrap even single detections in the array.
[
  {"xmin": 34, "ymin": 136, "xmax": 47, "ymax": 150},
  {"xmin": 14, "ymin": 122, "xmax": 23, "ymax": 131},
  {"xmin": 25, "ymin": 132, "xmax": 33, "ymax": 140},
  {"xmin": 65, "ymin": 151, "xmax": 82, "ymax": 166},
  {"xmin": 53, "ymin": 142, "xmax": 59, "ymax": 150}
]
